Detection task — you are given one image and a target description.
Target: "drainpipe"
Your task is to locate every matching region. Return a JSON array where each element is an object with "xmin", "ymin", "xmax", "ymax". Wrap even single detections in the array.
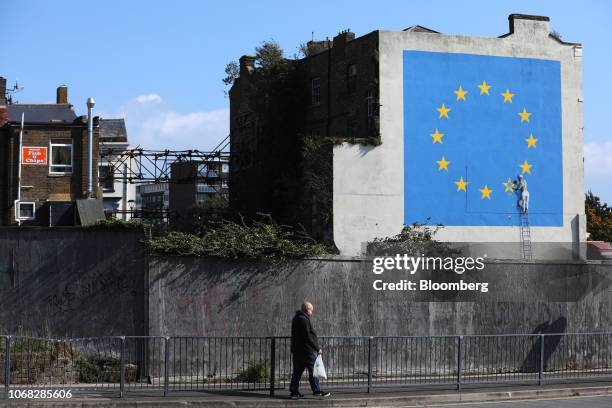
[
  {"xmin": 15, "ymin": 112, "xmax": 24, "ymax": 225},
  {"xmin": 86, "ymin": 97, "xmax": 95, "ymax": 196}
]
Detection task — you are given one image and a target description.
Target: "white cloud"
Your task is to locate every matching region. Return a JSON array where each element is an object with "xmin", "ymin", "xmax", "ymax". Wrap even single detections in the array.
[
  {"xmin": 99, "ymin": 94, "xmax": 229, "ymax": 151},
  {"xmin": 585, "ymin": 141, "xmax": 612, "ymax": 204},
  {"xmin": 135, "ymin": 93, "xmax": 163, "ymax": 104}
]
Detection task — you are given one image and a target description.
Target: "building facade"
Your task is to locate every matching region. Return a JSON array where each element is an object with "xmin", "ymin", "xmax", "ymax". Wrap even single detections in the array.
[
  {"xmin": 99, "ymin": 119, "xmax": 136, "ymax": 220},
  {"xmin": 230, "ymin": 14, "xmax": 585, "ymax": 258},
  {"xmin": 0, "ymin": 80, "xmax": 100, "ymax": 226},
  {"xmin": 169, "ymin": 159, "xmax": 229, "ymax": 218}
]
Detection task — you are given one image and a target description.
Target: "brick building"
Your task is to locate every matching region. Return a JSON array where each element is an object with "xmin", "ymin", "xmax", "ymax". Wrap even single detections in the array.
[
  {"xmin": 229, "ymin": 30, "xmax": 378, "ymax": 241},
  {"xmin": 230, "ymin": 15, "xmax": 585, "ymax": 259},
  {"xmin": 0, "ymin": 78, "xmax": 100, "ymax": 225}
]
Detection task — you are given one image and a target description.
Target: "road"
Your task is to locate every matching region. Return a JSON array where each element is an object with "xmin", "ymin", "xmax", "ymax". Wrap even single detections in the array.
[{"xmin": 430, "ymin": 395, "xmax": 612, "ymax": 407}]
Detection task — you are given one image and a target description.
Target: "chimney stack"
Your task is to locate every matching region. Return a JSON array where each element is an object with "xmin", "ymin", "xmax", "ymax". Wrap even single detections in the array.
[
  {"xmin": 239, "ymin": 55, "xmax": 256, "ymax": 77},
  {"xmin": 56, "ymin": 84, "xmax": 68, "ymax": 104},
  {"xmin": 333, "ymin": 30, "xmax": 355, "ymax": 47},
  {"xmin": 507, "ymin": 14, "xmax": 550, "ymax": 39},
  {"xmin": 0, "ymin": 76, "xmax": 6, "ymax": 105}
]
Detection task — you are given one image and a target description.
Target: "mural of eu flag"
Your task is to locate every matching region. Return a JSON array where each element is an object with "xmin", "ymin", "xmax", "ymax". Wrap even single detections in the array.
[{"xmin": 403, "ymin": 51, "xmax": 563, "ymax": 227}]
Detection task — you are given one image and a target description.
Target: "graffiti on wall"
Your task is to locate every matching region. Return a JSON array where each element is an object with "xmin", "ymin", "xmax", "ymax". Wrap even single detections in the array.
[{"xmin": 403, "ymin": 51, "xmax": 563, "ymax": 226}]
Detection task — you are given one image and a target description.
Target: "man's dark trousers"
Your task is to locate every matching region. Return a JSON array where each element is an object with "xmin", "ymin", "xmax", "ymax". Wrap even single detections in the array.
[{"xmin": 289, "ymin": 353, "xmax": 320, "ymax": 395}]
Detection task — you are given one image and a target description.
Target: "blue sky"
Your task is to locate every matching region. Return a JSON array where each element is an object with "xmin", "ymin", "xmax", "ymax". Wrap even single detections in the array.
[{"xmin": 1, "ymin": 0, "xmax": 611, "ymax": 203}]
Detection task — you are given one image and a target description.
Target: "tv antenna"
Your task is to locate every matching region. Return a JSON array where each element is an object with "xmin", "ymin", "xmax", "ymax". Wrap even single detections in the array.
[{"xmin": 6, "ymin": 79, "xmax": 24, "ymax": 104}]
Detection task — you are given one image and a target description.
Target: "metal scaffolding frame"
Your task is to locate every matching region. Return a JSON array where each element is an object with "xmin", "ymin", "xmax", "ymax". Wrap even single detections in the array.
[{"xmin": 99, "ymin": 135, "xmax": 230, "ymax": 185}]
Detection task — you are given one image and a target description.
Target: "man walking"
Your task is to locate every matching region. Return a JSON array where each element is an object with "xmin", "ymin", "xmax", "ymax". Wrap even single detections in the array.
[{"xmin": 289, "ymin": 301, "xmax": 331, "ymax": 399}]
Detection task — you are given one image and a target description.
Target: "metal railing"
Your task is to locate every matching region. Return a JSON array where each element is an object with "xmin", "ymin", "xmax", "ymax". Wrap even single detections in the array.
[{"xmin": 2, "ymin": 333, "xmax": 612, "ymax": 398}]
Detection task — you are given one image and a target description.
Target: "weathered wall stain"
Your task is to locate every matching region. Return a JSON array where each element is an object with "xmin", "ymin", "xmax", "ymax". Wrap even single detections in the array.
[{"xmin": 0, "ymin": 228, "xmax": 146, "ymax": 337}]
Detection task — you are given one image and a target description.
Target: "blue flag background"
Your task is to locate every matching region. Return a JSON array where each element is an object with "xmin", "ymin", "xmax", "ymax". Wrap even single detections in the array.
[{"xmin": 403, "ymin": 51, "xmax": 563, "ymax": 227}]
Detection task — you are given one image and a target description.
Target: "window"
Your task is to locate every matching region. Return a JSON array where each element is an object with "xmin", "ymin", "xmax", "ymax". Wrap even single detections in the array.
[
  {"xmin": 50, "ymin": 143, "xmax": 73, "ymax": 173},
  {"xmin": 311, "ymin": 77, "xmax": 321, "ymax": 106},
  {"xmin": 366, "ymin": 90, "xmax": 376, "ymax": 117},
  {"xmin": 347, "ymin": 64, "xmax": 357, "ymax": 92},
  {"xmin": 18, "ymin": 202, "xmax": 35, "ymax": 220},
  {"xmin": 222, "ymin": 163, "xmax": 229, "ymax": 173},
  {"xmin": 99, "ymin": 165, "xmax": 114, "ymax": 191}
]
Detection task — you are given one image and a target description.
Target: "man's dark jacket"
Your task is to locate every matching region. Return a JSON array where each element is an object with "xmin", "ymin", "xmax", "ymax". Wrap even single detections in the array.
[{"xmin": 291, "ymin": 310, "xmax": 320, "ymax": 359}]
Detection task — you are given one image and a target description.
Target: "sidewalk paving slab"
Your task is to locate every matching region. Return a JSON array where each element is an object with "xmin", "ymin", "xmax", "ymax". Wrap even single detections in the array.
[{"xmin": 1, "ymin": 381, "xmax": 612, "ymax": 407}]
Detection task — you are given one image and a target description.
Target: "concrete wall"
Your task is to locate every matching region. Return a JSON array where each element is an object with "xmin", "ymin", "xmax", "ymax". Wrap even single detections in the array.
[
  {"xmin": 333, "ymin": 15, "xmax": 585, "ymax": 256},
  {"xmin": 0, "ymin": 228, "xmax": 146, "ymax": 337},
  {"xmin": 148, "ymin": 256, "xmax": 612, "ymax": 337}
]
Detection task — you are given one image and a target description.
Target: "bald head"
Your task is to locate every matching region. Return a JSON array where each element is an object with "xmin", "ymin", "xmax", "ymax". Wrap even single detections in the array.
[{"xmin": 301, "ymin": 301, "xmax": 314, "ymax": 317}]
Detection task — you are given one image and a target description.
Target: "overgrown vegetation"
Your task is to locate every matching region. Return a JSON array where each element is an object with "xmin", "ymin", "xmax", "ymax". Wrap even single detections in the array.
[
  {"xmin": 235, "ymin": 360, "xmax": 269, "ymax": 383},
  {"xmin": 586, "ymin": 191, "xmax": 612, "ymax": 242},
  {"xmin": 146, "ymin": 218, "xmax": 330, "ymax": 259},
  {"xmin": 367, "ymin": 222, "xmax": 459, "ymax": 256},
  {"xmin": 175, "ymin": 195, "xmax": 231, "ymax": 235},
  {"xmin": 85, "ymin": 218, "xmax": 148, "ymax": 231}
]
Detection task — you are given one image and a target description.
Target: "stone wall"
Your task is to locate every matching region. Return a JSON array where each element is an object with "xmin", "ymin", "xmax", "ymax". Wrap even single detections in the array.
[
  {"xmin": 148, "ymin": 256, "xmax": 612, "ymax": 337},
  {"xmin": 0, "ymin": 228, "xmax": 146, "ymax": 337}
]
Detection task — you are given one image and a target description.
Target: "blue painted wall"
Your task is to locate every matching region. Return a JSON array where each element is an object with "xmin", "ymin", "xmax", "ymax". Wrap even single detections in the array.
[{"xmin": 403, "ymin": 51, "xmax": 563, "ymax": 227}]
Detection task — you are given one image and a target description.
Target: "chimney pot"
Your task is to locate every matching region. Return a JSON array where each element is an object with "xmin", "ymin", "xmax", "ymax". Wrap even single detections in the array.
[{"xmin": 57, "ymin": 84, "xmax": 68, "ymax": 104}]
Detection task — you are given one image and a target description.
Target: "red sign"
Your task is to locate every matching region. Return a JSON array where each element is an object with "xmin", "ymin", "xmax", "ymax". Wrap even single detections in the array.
[{"xmin": 22, "ymin": 147, "xmax": 48, "ymax": 165}]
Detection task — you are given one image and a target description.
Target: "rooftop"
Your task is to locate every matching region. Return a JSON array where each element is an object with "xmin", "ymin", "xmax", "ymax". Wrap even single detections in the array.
[
  {"xmin": 99, "ymin": 118, "xmax": 128, "ymax": 143},
  {"xmin": 7, "ymin": 104, "xmax": 77, "ymax": 124}
]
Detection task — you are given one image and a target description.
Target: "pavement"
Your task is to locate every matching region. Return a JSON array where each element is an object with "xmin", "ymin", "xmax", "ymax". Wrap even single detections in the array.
[{"xmin": 1, "ymin": 381, "xmax": 612, "ymax": 407}]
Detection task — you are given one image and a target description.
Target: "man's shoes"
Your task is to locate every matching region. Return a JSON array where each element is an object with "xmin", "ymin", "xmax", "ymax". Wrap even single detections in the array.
[
  {"xmin": 313, "ymin": 391, "xmax": 331, "ymax": 398},
  {"xmin": 290, "ymin": 393, "xmax": 304, "ymax": 400}
]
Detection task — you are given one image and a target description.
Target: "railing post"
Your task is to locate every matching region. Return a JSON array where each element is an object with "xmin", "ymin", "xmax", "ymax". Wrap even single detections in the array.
[
  {"xmin": 269, "ymin": 338, "xmax": 276, "ymax": 397},
  {"xmin": 367, "ymin": 336, "xmax": 373, "ymax": 393},
  {"xmin": 164, "ymin": 337, "xmax": 170, "ymax": 397},
  {"xmin": 538, "ymin": 334, "xmax": 545, "ymax": 386},
  {"xmin": 456, "ymin": 336, "xmax": 463, "ymax": 391},
  {"xmin": 4, "ymin": 336, "xmax": 10, "ymax": 400},
  {"xmin": 119, "ymin": 336, "xmax": 126, "ymax": 398}
]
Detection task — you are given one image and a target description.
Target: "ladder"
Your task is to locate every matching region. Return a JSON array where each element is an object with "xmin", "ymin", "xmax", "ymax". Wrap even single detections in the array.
[{"xmin": 519, "ymin": 212, "xmax": 532, "ymax": 260}]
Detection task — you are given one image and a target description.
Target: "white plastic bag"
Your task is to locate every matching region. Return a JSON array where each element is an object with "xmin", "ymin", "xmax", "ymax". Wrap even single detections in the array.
[{"xmin": 313, "ymin": 354, "xmax": 327, "ymax": 379}]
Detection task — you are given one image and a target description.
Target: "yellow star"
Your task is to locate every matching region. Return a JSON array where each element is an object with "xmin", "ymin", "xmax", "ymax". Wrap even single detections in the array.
[
  {"xmin": 437, "ymin": 103, "xmax": 451, "ymax": 119},
  {"xmin": 479, "ymin": 185, "xmax": 493, "ymax": 200},
  {"xmin": 455, "ymin": 176, "xmax": 469, "ymax": 192},
  {"xmin": 518, "ymin": 107, "xmax": 531, "ymax": 123},
  {"xmin": 430, "ymin": 129, "xmax": 445, "ymax": 144},
  {"xmin": 525, "ymin": 133, "xmax": 538, "ymax": 148},
  {"xmin": 454, "ymin": 86, "xmax": 468, "ymax": 101},
  {"xmin": 519, "ymin": 160, "xmax": 533, "ymax": 174},
  {"xmin": 502, "ymin": 178, "xmax": 516, "ymax": 193},
  {"xmin": 477, "ymin": 80, "xmax": 492, "ymax": 95},
  {"xmin": 501, "ymin": 89, "xmax": 515, "ymax": 103},
  {"xmin": 436, "ymin": 156, "xmax": 450, "ymax": 171}
]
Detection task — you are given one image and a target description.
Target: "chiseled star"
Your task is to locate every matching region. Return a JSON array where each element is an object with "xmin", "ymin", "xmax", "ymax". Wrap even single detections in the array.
[
  {"xmin": 501, "ymin": 89, "xmax": 515, "ymax": 103},
  {"xmin": 519, "ymin": 160, "xmax": 533, "ymax": 174},
  {"xmin": 454, "ymin": 176, "xmax": 469, "ymax": 192},
  {"xmin": 454, "ymin": 85, "xmax": 468, "ymax": 101},
  {"xmin": 518, "ymin": 107, "xmax": 532, "ymax": 123},
  {"xmin": 525, "ymin": 133, "xmax": 539, "ymax": 148},
  {"xmin": 436, "ymin": 155, "xmax": 451, "ymax": 171},
  {"xmin": 430, "ymin": 128, "xmax": 445, "ymax": 144},
  {"xmin": 477, "ymin": 80, "xmax": 492, "ymax": 95},
  {"xmin": 502, "ymin": 178, "xmax": 516, "ymax": 193},
  {"xmin": 479, "ymin": 185, "xmax": 493, "ymax": 200},
  {"xmin": 437, "ymin": 103, "xmax": 451, "ymax": 119}
]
